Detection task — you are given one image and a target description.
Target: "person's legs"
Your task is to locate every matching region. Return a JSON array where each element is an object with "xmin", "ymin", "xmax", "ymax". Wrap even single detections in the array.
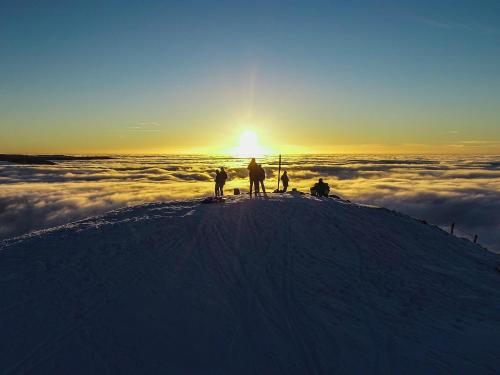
[
  {"xmin": 220, "ymin": 184, "xmax": 224, "ymax": 196},
  {"xmin": 283, "ymin": 184, "xmax": 288, "ymax": 192},
  {"xmin": 260, "ymin": 181, "xmax": 266, "ymax": 193},
  {"xmin": 249, "ymin": 178, "xmax": 253, "ymax": 195},
  {"xmin": 254, "ymin": 180, "xmax": 259, "ymax": 195}
]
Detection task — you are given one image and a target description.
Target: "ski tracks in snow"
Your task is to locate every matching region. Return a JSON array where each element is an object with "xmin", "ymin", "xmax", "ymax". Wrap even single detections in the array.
[{"xmin": 1, "ymin": 195, "xmax": 499, "ymax": 374}]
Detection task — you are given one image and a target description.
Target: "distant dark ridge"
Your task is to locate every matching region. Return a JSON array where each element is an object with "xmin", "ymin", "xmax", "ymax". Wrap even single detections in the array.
[{"xmin": 0, "ymin": 154, "xmax": 113, "ymax": 165}]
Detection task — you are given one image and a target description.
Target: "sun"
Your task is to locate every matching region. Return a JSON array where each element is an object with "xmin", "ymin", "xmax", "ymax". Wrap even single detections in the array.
[{"xmin": 231, "ymin": 130, "xmax": 266, "ymax": 157}]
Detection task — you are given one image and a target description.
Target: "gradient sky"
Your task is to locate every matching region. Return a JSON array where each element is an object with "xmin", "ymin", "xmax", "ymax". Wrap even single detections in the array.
[{"xmin": 1, "ymin": 0, "xmax": 499, "ymax": 154}]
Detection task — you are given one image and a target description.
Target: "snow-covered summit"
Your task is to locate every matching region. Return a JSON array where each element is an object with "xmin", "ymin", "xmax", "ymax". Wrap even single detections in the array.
[{"xmin": 1, "ymin": 194, "xmax": 499, "ymax": 374}]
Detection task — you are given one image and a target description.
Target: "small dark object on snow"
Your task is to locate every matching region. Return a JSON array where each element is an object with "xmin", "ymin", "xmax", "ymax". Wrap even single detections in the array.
[
  {"xmin": 234, "ymin": 188, "xmax": 240, "ymax": 195},
  {"xmin": 273, "ymin": 188, "xmax": 290, "ymax": 193},
  {"xmin": 329, "ymin": 194, "xmax": 341, "ymax": 199},
  {"xmin": 202, "ymin": 197, "xmax": 225, "ymax": 204}
]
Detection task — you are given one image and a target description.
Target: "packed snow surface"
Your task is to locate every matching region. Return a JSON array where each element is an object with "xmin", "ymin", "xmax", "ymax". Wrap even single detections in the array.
[{"xmin": 1, "ymin": 194, "xmax": 499, "ymax": 374}]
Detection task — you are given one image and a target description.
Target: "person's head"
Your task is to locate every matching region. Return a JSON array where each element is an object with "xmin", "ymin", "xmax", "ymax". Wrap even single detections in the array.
[
  {"xmin": 220, "ymin": 167, "xmax": 225, "ymax": 171},
  {"xmin": 283, "ymin": 170, "xmax": 287, "ymax": 174},
  {"xmin": 215, "ymin": 170, "xmax": 220, "ymax": 174},
  {"xmin": 319, "ymin": 178, "xmax": 323, "ymax": 183},
  {"xmin": 251, "ymin": 158, "xmax": 256, "ymax": 163}
]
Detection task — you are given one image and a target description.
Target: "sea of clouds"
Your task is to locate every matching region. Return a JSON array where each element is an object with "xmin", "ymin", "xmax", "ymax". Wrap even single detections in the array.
[{"xmin": 1, "ymin": 154, "xmax": 499, "ymax": 251}]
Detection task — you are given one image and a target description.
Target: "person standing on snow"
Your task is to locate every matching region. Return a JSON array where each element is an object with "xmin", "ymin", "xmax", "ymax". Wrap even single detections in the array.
[
  {"xmin": 214, "ymin": 169, "xmax": 222, "ymax": 197},
  {"xmin": 247, "ymin": 158, "xmax": 259, "ymax": 195},
  {"xmin": 219, "ymin": 167, "xmax": 228, "ymax": 196},
  {"xmin": 257, "ymin": 164, "xmax": 266, "ymax": 194},
  {"xmin": 281, "ymin": 170, "xmax": 289, "ymax": 192}
]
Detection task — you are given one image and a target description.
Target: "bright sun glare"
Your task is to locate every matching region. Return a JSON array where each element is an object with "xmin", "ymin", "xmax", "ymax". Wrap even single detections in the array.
[{"xmin": 232, "ymin": 130, "xmax": 265, "ymax": 157}]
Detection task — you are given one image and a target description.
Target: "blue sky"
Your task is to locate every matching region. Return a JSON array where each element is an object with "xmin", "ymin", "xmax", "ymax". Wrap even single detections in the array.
[{"xmin": 1, "ymin": 0, "xmax": 499, "ymax": 153}]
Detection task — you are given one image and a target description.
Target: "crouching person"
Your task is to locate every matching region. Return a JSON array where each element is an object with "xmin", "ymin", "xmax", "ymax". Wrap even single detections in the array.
[{"xmin": 310, "ymin": 178, "xmax": 330, "ymax": 197}]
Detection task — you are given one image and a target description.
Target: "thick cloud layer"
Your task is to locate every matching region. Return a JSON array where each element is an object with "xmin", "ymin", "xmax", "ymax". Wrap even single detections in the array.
[{"xmin": 1, "ymin": 155, "xmax": 499, "ymax": 251}]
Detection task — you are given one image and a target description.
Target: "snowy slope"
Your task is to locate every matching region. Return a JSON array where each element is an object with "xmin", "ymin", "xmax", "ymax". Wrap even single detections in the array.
[{"xmin": 1, "ymin": 194, "xmax": 499, "ymax": 374}]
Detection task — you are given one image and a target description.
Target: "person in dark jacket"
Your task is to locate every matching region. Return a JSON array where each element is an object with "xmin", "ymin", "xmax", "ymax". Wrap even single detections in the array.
[
  {"xmin": 219, "ymin": 167, "xmax": 228, "ymax": 196},
  {"xmin": 247, "ymin": 158, "xmax": 259, "ymax": 195},
  {"xmin": 257, "ymin": 164, "xmax": 266, "ymax": 194},
  {"xmin": 311, "ymin": 178, "xmax": 330, "ymax": 197},
  {"xmin": 214, "ymin": 170, "xmax": 221, "ymax": 197},
  {"xmin": 280, "ymin": 170, "xmax": 289, "ymax": 192}
]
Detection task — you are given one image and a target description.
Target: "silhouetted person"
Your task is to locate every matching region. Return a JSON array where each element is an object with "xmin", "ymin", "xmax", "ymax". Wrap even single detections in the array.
[
  {"xmin": 257, "ymin": 164, "xmax": 266, "ymax": 194},
  {"xmin": 247, "ymin": 158, "xmax": 259, "ymax": 195},
  {"xmin": 311, "ymin": 178, "xmax": 330, "ymax": 197},
  {"xmin": 214, "ymin": 170, "xmax": 222, "ymax": 197},
  {"xmin": 219, "ymin": 167, "xmax": 228, "ymax": 196},
  {"xmin": 281, "ymin": 170, "xmax": 289, "ymax": 192}
]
